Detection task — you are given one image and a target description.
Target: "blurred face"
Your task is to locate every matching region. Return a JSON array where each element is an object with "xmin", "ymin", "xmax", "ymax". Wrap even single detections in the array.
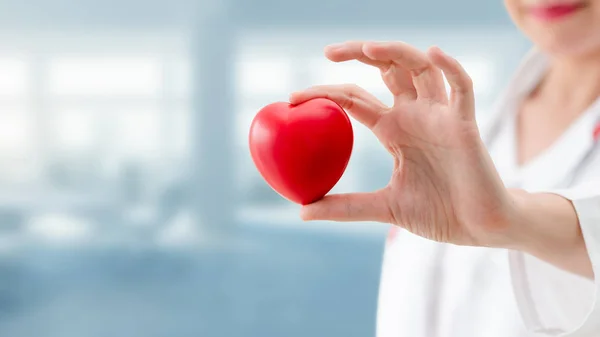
[{"xmin": 504, "ymin": 0, "xmax": 600, "ymax": 57}]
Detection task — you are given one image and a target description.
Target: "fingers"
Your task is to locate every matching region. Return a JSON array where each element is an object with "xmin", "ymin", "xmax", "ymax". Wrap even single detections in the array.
[
  {"xmin": 363, "ymin": 41, "xmax": 448, "ymax": 104},
  {"xmin": 300, "ymin": 190, "xmax": 393, "ymax": 223},
  {"xmin": 427, "ymin": 46, "xmax": 475, "ymax": 119},
  {"xmin": 319, "ymin": 41, "xmax": 475, "ymax": 119},
  {"xmin": 324, "ymin": 41, "xmax": 417, "ymax": 100},
  {"xmin": 324, "ymin": 41, "xmax": 389, "ymax": 69},
  {"xmin": 290, "ymin": 84, "xmax": 388, "ymax": 130}
]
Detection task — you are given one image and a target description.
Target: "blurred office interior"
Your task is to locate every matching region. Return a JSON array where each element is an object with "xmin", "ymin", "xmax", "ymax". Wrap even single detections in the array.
[{"xmin": 0, "ymin": 0, "xmax": 531, "ymax": 336}]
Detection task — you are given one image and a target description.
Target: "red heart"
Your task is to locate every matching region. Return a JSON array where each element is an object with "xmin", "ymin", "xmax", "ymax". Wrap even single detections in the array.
[{"xmin": 249, "ymin": 98, "xmax": 354, "ymax": 205}]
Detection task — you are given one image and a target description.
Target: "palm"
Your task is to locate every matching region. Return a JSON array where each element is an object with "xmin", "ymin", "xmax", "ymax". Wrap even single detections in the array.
[
  {"xmin": 384, "ymin": 101, "xmax": 507, "ymax": 245},
  {"xmin": 291, "ymin": 41, "xmax": 512, "ymax": 247}
]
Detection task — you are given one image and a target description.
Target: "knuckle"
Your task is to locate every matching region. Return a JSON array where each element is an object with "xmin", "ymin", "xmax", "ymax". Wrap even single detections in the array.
[
  {"xmin": 464, "ymin": 76, "xmax": 474, "ymax": 89},
  {"xmin": 410, "ymin": 62, "xmax": 433, "ymax": 78},
  {"xmin": 458, "ymin": 76, "xmax": 474, "ymax": 94},
  {"xmin": 336, "ymin": 94, "xmax": 354, "ymax": 110},
  {"xmin": 334, "ymin": 84, "xmax": 361, "ymax": 108},
  {"xmin": 457, "ymin": 67, "xmax": 473, "ymax": 85}
]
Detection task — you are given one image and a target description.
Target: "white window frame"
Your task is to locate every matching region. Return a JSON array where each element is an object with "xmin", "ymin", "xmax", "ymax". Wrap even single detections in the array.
[{"xmin": 0, "ymin": 31, "xmax": 193, "ymax": 188}]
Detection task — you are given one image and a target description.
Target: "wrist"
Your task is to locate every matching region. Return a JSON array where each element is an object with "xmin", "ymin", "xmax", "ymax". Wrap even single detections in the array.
[
  {"xmin": 502, "ymin": 189, "xmax": 591, "ymax": 275},
  {"xmin": 504, "ymin": 189, "xmax": 577, "ymax": 251}
]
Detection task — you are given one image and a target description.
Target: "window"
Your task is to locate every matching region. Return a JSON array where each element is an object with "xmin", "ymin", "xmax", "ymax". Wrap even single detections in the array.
[
  {"xmin": 111, "ymin": 107, "xmax": 162, "ymax": 160},
  {"xmin": 0, "ymin": 55, "xmax": 35, "ymax": 184},
  {"xmin": 50, "ymin": 107, "xmax": 99, "ymax": 154},
  {"xmin": 47, "ymin": 56, "xmax": 162, "ymax": 96},
  {"xmin": 0, "ymin": 106, "xmax": 33, "ymax": 156},
  {"xmin": 237, "ymin": 55, "xmax": 293, "ymax": 97},
  {"xmin": 0, "ymin": 56, "xmax": 29, "ymax": 97},
  {"xmin": 169, "ymin": 106, "xmax": 192, "ymax": 160},
  {"xmin": 0, "ymin": 106, "xmax": 36, "ymax": 184},
  {"xmin": 0, "ymin": 34, "xmax": 193, "ymax": 190},
  {"xmin": 45, "ymin": 54, "xmax": 190, "ymax": 181}
]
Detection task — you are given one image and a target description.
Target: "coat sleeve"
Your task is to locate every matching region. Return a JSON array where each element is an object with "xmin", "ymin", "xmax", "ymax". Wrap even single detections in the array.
[{"xmin": 509, "ymin": 183, "xmax": 600, "ymax": 336}]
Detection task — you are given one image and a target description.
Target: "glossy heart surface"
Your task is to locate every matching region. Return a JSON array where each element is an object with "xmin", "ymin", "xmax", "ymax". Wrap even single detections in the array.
[{"xmin": 249, "ymin": 98, "xmax": 354, "ymax": 205}]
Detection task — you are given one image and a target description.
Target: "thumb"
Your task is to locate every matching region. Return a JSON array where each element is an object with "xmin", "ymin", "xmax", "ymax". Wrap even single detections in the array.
[{"xmin": 300, "ymin": 190, "xmax": 392, "ymax": 223}]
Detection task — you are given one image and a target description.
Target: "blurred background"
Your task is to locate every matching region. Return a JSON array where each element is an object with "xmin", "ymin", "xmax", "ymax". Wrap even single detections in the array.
[{"xmin": 0, "ymin": 0, "xmax": 532, "ymax": 336}]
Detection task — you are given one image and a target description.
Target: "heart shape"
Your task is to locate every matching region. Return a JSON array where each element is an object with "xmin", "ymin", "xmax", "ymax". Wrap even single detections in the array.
[{"xmin": 249, "ymin": 98, "xmax": 354, "ymax": 205}]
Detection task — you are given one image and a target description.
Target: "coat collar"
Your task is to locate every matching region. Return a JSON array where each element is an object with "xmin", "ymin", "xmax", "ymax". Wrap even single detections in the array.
[{"xmin": 484, "ymin": 48, "xmax": 600, "ymax": 190}]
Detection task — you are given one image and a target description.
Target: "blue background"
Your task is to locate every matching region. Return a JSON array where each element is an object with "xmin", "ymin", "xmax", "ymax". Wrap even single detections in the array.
[{"xmin": 0, "ymin": 0, "xmax": 531, "ymax": 336}]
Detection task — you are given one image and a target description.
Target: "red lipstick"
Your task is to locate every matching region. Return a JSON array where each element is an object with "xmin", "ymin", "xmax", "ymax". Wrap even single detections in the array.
[{"xmin": 529, "ymin": 3, "xmax": 584, "ymax": 21}]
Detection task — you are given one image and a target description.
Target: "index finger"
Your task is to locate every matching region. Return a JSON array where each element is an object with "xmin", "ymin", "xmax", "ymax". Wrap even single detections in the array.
[
  {"xmin": 324, "ymin": 41, "xmax": 417, "ymax": 100},
  {"xmin": 325, "ymin": 41, "xmax": 390, "ymax": 69},
  {"xmin": 290, "ymin": 84, "xmax": 388, "ymax": 130}
]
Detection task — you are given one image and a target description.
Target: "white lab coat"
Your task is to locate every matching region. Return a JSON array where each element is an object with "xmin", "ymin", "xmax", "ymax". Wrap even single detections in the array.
[{"xmin": 376, "ymin": 48, "xmax": 600, "ymax": 337}]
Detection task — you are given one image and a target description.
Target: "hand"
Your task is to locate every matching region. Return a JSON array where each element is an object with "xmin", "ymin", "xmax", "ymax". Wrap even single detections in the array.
[{"xmin": 290, "ymin": 41, "xmax": 516, "ymax": 248}]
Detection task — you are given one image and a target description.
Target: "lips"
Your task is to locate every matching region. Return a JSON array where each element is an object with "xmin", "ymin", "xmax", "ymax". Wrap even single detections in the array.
[{"xmin": 529, "ymin": 2, "xmax": 585, "ymax": 20}]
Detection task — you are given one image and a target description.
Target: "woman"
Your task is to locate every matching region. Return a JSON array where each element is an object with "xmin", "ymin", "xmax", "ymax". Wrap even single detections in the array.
[{"xmin": 289, "ymin": 1, "xmax": 600, "ymax": 336}]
